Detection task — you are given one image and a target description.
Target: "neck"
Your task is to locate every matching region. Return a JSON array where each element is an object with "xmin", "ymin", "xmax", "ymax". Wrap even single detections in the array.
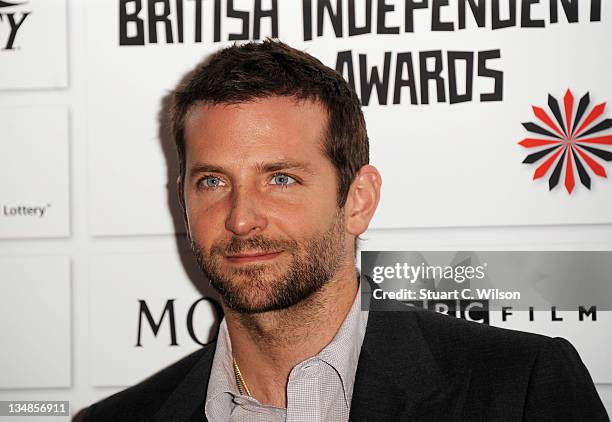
[{"xmin": 224, "ymin": 266, "xmax": 359, "ymax": 408}]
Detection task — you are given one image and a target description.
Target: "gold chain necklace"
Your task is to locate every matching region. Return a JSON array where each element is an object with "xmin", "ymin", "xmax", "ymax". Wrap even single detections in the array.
[{"xmin": 232, "ymin": 358, "xmax": 252, "ymax": 397}]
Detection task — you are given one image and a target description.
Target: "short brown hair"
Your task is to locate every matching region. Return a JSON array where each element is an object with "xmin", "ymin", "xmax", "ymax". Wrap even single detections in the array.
[{"xmin": 171, "ymin": 40, "xmax": 369, "ymax": 207}]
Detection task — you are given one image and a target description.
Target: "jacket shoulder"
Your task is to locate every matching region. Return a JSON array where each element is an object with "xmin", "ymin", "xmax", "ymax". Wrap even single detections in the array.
[
  {"xmin": 407, "ymin": 308, "xmax": 567, "ymax": 377},
  {"xmin": 412, "ymin": 308, "xmax": 547, "ymax": 360},
  {"xmin": 82, "ymin": 343, "xmax": 216, "ymax": 422},
  {"xmin": 407, "ymin": 309, "xmax": 608, "ymax": 420}
]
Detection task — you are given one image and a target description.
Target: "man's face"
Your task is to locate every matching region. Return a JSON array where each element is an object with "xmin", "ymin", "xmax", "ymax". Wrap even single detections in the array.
[{"xmin": 182, "ymin": 96, "xmax": 350, "ymax": 314}]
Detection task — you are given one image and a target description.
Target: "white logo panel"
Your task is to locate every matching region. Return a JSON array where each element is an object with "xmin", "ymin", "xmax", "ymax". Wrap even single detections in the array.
[
  {"xmin": 0, "ymin": 0, "xmax": 67, "ymax": 89},
  {"xmin": 0, "ymin": 255, "xmax": 71, "ymax": 389},
  {"xmin": 0, "ymin": 107, "xmax": 69, "ymax": 238},
  {"xmin": 89, "ymin": 251, "xmax": 220, "ymax": 387}
]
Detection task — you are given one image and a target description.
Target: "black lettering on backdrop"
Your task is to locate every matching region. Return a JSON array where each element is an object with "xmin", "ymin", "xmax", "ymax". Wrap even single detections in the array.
[
  {"xmin": 579, "ymin": 306, "xmax": 597, "ymax": 321},
  {"xmin": 478, "ymin": 49, "xmax": 503, "ymax": 101},
  {"xmin": 176, "ymin": 0, "xmax": 184, "ymax": 42},
  {"xmin": 227, "ymin": 0, "xmax": 249, "ymax": 40},
  {"xmin": 348, "ymin": 0, "xmax": 372, "ymax": 36},
  {"xmin": 0, "ymin": 12, "xmax": 29, "ymax": 50},
  {"xmin": 458, "ymin": 0, "xmax": 485, "ymax": 29},
  {"xmin": 119, "ymin": 0, "xmax": 277, "ymax": 45},
  {"xmin": 550, "ymin": 0, "xmax": 578, "ymax": 23},
  {"xmin": 336, "ymin": 49, "xmax": 503, "ymax": 106},
  {"xmin": 214, "ymin": 0, "xmax": 221, "ymax": 42},
  {"xmin": 500, "ymin": 306, "xmax": 597, "ymax": 322},
  {"xmin": 120, "ymin": 0, "xmax": 145, "ymax": 45},
  {"xmin": 377, "ymin": 0, "xmax": 400, "ymax": 34},
  {"xmin": 502, "ymin": 306, "xmax": 513, "ymax": 321},
  {"xmin": 148, "ymin": 0, "xmax": 173, "ymax": 43},
  {"xmin": 317, "ymin": 0, "xmax": 342, "ymax": 37},
  {"xmin": 119, "ymin": 0, "xmax": 604, "ymax": 45},
  {"xmin": 359, "ymin": 51, "xmax": 392, "ymax": 105},
  {"xmin": 335, "ymin": 50, "xmax": 356, "ymax": 89},
  {"xmin": 305, "ymin": 0, "xmax": 601, "ymax": 38},
  {"xmin": 393, "ymin": 52, "xmax": 418, "ymax": 105},
  {"xmin": 254, "ymin": 0, "xmax": 278, "ymax": 40},
  {"xmin": 521, "ymin": 0, "xmax": 545, "ymax": 28},
  {"xmin": 419, "ymin": 50, "xmax": 446, "ymax": 104},
  {"xmin": 136, "ymin": 297, "xmax": 222, "ymax": 347},
  {"xmin": 492, "ymin": 0, "xmax": 516, "ymax": 30},
  {"xmin": 193, "ymin": 0, "xmax": 203, "ymax": 42},
  {"xmin": 136, "ymin": 299, "xmax": 178, "ymax": 347},
  {"xmin": 335, "ymin": 50, "xmax": 358, "ymax": 99},
  {"xmin": 432, "ymin": 0, "xmax": 454, "ymax": 31},
  {"xmin": 590, "ymin": 0, "xmax": 601, "ymax": 21},
  {"xmin": 112, "ymin": 0, "xmax": 605, "ymax": 111},
  {"xmin": 551, "ymin": 306, "xmax": 563, "ymax": 321},
  {"xmin": 302, "ymin": 0, "xmax": 312, "ymax": 40},
  {"xmin": 404, "ymin": 0, "xmax": 429, "ymax": 33},
  {"xmin": 222, "ymin": 0, "xmax": 279, "ymax": 40},
  {"xmin": 448, "ymin": 51, "xmax": 474, "ymax": 104}
]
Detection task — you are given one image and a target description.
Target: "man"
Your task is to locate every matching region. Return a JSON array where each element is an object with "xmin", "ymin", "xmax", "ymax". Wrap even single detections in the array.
[{"xmin": 82, "ymin": 40, "xmax": 609, "ymax": 421}]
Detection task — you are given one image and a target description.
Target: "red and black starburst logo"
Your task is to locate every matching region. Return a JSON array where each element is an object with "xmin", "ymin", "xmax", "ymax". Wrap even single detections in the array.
[{"xmin": 519, "ymin": 90, "xmax": 612, "ymax": 193}]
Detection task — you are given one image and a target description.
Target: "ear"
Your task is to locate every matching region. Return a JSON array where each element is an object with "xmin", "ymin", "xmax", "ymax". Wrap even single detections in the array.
[
  {"xmin": 177, "ymin": 175, "xmax": 192, "ymax": 242},
  {"xmin": 344, "ymin": 165, "xmax": 382, "ymax": 237}
]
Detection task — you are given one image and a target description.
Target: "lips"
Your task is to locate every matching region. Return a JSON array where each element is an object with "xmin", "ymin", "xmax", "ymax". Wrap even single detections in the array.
[{"xmin": 225, "ymin": 251, "xmax": 282, "ymax": 264}]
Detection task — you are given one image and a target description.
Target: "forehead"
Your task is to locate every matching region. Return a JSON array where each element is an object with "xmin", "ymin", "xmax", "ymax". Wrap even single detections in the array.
[{"xmin": 183, "ymin": 96, "xmax": 330, "ymax": 166}]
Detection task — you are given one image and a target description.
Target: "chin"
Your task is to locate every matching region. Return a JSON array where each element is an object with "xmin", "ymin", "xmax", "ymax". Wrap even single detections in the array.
[{"xmin": 212, "ymin": 273, "xmax": 291, "ymax": 313}]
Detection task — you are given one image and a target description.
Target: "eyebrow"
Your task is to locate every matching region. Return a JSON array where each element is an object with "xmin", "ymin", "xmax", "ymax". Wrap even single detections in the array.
[
  {"xmin": 256, "ymin": 160, "xmax": 315, "ymax": 175},
  {"xmin": 188, "ymin": 160, "xmax": 315, "ymax": 179},
  {"xmin": 189, "ymin": 164, "xmax": 226, "ymax": 179}
]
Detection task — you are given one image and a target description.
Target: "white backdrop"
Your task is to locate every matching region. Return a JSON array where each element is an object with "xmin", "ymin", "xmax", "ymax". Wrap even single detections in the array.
[{"xmin": 0, "ymin": 0, "xmax": 611, "ymax": 420}]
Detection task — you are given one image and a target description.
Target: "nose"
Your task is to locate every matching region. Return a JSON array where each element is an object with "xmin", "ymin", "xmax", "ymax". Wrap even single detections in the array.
[{"xmin": 225, "ymin": 185, "xmax": 268, "ymax": 236}]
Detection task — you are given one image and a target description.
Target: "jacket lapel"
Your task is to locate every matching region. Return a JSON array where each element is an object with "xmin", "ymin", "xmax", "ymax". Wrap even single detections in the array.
[
  {"xmin": 349, "ymin": 301, "xmax": 471, "ymax": 421},
  {"xmin": 154, "ymin": 343, "xmax": 216, "ymax": 422}
]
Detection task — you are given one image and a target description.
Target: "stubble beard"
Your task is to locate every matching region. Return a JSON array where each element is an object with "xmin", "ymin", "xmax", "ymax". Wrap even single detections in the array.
[{"xmin": 189, "ymin": 212, "xmax": 347, "ymax": 314}]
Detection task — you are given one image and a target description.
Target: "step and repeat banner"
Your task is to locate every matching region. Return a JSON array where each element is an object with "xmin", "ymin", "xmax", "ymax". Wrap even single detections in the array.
[
  {"xmin": 1, "ymin": 0, "xmax": 611, "ymax": 405},
  {"xmin": 87, "ymin": 0, "xmax": 612, "ymax": 236}
]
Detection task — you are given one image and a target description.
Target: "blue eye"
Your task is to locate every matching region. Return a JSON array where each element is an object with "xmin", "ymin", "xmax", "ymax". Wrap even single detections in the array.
[
  {"xmin": 200, "ymin": 176, "xmax": 225, "ymax": 188},
  {"xmin": 271, "ymin": 174, "xmax": 296, "ymax": 185}
]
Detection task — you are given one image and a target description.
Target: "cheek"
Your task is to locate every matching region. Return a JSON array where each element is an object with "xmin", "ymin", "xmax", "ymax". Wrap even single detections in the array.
[
  {"xmin": 269, "ymin": 181, "xmax": 339, "ymax": 221},
  {"xmin": 269, "ymin": 200, "xmax": 338, "ymax": 237},
  {"xmin": 185, "ymin": 198, "xmax": 225, "ymax": 244}
]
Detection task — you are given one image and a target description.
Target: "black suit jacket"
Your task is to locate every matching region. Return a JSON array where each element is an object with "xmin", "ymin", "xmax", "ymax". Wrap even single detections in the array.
[{"xmin": 82, "ymin": 304, "xmax": 609, "ymax": 421}]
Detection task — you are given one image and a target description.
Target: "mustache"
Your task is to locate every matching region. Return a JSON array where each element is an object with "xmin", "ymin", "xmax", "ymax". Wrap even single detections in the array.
[{"xmin": 209, "ymin": 236, "xmax": 298, "ymax": 256}]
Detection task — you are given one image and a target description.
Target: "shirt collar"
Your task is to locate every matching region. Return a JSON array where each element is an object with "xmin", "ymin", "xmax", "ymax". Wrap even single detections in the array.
[
  {"xmin": 204, "ymin": 279, "xmax": 369, "ymax": 416},
  {"xmin": 316, "ymin": 281, "xmax": 368, "ymax": 407}
]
